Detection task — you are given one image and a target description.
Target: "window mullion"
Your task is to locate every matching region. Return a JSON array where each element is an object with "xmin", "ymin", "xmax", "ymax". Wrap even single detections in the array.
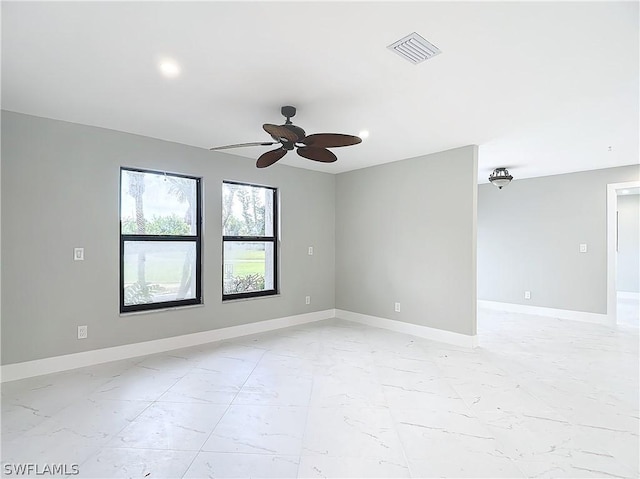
[
  {"xmin": 223, "ymin": 236, "xmax": 276, "ymax": 242},
  {"xmin": 122, "ymin": 235, "xmax": 198, "ymax": 242}
]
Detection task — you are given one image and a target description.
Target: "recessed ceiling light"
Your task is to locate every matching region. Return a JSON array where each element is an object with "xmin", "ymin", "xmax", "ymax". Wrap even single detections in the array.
[
  {"xmin": 359, "ymin": 130, "xmax": 370, "ymax": 139},
  {"xmin": 159, "ymin": 59, "xmax": 180, "ymax": 78}
]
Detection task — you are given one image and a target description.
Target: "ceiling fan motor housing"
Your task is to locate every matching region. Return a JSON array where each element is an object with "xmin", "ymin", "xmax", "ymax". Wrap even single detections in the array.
[{"xmin": 283, "ymin": 124, "xmax": 306, "ymax": 142}]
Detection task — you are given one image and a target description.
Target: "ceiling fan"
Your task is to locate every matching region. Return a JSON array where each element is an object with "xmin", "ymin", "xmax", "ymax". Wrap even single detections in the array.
[{"xmin": 209, "ymin": 106, "xmax": 362, "ymax": 168}]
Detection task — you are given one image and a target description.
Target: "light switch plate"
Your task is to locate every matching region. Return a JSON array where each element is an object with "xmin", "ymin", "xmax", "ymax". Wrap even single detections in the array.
[
  {"xmin": 74, "ymin": 248, "xmax": 84, "ymax": 261},
  {"xmin": 579, "ymin": 244, "xmax": 587, "ymax": 253},
  {"xmin": 308, "ymin": 246, "xmax": 314, "ymax": 256}
]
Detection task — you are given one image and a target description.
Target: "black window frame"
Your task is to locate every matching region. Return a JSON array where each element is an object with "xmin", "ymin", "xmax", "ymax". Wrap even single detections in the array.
[
  {"xmin": 120, "ymin": 167, "xmax": 202, "ymax": 313},
  {"xmin": 222, "ymin": 180, "xmax": 279, "ymax": 301}
]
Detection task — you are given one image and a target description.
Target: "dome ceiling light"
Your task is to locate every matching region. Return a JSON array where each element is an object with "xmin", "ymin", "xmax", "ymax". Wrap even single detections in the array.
[{"xmin": 489, "ymin": 167, "xmax": 513, "ymax": 189}]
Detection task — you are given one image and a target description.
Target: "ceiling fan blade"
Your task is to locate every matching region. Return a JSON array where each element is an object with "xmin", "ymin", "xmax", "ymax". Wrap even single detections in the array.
[
  {"xmin": 297, "ymin": 147, "xmax": 337, "ymax": 163},
  {"xmin": 256, "ymin": 147, "xmax": 287, "ymax": 168},
  {"xmin": 301, "ymin": 133, "xmax": 362, "ymax": 148},
  {"xmin": 263, "ymin": 124, "xmax": 299, "ymax": 143},
  {"xmin": 209, "ymin": 141, "xmax": 276, "ymax": 151}
]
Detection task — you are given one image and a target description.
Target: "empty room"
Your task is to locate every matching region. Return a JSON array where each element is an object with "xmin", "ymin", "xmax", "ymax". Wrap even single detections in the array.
[{"xmin": 1, "ymin": 2, "xmax": 638, "ymax": 478}]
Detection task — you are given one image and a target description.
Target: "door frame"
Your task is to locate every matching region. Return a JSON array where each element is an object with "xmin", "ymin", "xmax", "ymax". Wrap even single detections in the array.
[{"xmin": 607, "ymin": 180, "xmax": 640, "ymax": 325}]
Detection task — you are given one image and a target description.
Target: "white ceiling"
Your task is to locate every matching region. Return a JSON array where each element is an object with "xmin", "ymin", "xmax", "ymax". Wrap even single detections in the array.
[{"xmin": 2, "ymin": 1, "xmax": 638, "ymax": 182}]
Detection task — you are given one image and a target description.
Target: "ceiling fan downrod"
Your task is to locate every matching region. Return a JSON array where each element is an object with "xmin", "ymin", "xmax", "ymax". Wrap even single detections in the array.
[{"xmin": 279, "ymin": 105, "xmax": 306, "ymax": 141}]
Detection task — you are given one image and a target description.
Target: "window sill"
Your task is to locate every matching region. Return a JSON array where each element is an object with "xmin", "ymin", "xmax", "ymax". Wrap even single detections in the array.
[
  {"xmin": 222, "ymin": 294, "xmax": 281, "ymax": 304},
  {"xmin": 120, "ymin": 303, "xmax": 205, "ymax": 317}
]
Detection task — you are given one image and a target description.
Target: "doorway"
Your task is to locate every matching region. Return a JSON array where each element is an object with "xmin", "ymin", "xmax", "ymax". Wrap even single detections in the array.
[{"xmin": 607, "ymin": 180, "xmax": 640, "ymax": 326}]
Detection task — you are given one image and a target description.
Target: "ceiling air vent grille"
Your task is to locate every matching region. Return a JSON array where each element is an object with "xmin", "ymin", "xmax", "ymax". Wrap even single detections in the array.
[{"xmin": 387, "ymin": 32, "xmax": 441, "ymax": 64}]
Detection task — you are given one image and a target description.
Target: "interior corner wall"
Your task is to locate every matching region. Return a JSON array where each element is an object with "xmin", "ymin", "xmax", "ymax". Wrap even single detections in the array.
[
  {"xmin": 617, "ymin": 193, "xmax": 640, "ymax": 293},
  {"xmin": 1, "ymin": 111, "xmax": 336, "ymax": 365},
  {"xmin": 477, "ymin": 165, "xmax": 640, "ymax": 313},
  {"xmin": 335, "ymin": 146, "xmax": 479, "ymax": 336}
]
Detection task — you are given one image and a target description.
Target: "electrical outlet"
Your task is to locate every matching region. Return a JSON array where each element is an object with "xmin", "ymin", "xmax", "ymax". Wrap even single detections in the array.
[
  {"xmin": 77, "ymin": 325, "xmax": 88, "ymax": 339},
  {"xmin": 394, "ymin": 302, "xmax": 401, "ymax": 312},
  {"xmin": 308, "ymin": 246, "xmax": 314, "ymax": 256},
  {"xmin": 305, "ymin": 296, "xmax": 311, "ymax": 305},
  {"xmin": 524, "ymin": 291, "xmax": 531, "ymax": 300}
]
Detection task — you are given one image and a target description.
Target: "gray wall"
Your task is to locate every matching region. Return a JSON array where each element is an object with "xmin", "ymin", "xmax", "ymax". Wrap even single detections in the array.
[
  {"xmin": 617, "ymin": 194, "xmax": 640, "ymax": 293},
  {"xmin": 478, "ymin": 165, "xmax": 640, "ymax": 313},
  {"xmin": 335, "ymin": 146, "xmax": 478, "ymax": 336},
  {"xmin": 1, "ymin": 111, "xmax": 336, "ymax": 365}
]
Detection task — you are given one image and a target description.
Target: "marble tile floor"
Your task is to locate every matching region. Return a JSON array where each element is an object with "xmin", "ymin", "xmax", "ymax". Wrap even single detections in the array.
[{"xmin": 1, "ymin": 305, "xmax": 638, "ymax": 478}]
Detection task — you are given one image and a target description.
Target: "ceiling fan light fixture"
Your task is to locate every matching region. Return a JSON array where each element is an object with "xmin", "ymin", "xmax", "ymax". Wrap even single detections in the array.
[{"xmin": 489, "ymin": 167, "xmax": 513, "ymax": 189}]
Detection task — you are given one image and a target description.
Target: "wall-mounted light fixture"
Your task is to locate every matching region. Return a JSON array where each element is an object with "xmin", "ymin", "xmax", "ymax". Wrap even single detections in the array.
[{"xmin": 489, "ymin": 167, "xmax": 513, "ymax": 189}]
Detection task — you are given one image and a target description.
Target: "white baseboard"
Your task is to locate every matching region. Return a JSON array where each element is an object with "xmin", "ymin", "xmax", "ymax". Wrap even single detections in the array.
[
  {"xmin": 477, "ymin": 300, "xmax": 613, "ymax": 326},
  {"xmin": 0, "ymin": 309, "xmax": 334, "ymax": 383},
  {"xmin": 335, "ymin": 309, "xmax": 478, "ymax": 349},
  {"xmin": 617, "ymin": 291, "xmax": 640, "ymax": 301}
]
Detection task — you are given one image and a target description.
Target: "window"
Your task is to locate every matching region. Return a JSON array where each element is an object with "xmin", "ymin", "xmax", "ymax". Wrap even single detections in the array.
[
  {"xmin": 120, "ymin": 168, "xmax": 202, "ymax": 313},
  {"xmin": 222, "ymin": 181, "xmax": 278, "ymax": 300}
]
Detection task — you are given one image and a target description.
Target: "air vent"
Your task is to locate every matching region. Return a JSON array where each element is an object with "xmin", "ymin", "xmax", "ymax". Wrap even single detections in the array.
[{"xmin": 387, "ymin": 32, "xmax": 441, "ymax": 64}]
